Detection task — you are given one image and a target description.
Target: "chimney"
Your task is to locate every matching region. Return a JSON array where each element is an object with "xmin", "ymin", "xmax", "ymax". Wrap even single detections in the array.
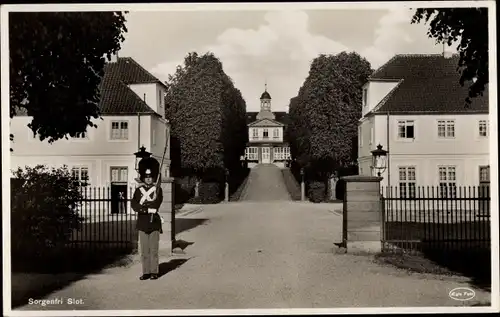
[{"xmin": 442, "ymin": 36, "xmax": 453, "ymax": 59}]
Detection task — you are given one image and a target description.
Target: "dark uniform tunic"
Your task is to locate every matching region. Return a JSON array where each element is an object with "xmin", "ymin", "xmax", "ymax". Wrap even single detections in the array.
[{"xmin": 131, "ymin": 184, "xmax": 163, "ymax": 234}]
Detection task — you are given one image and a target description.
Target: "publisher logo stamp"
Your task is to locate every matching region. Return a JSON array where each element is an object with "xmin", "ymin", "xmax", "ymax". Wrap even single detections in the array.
[{"xmin": 449, "ymin": 287, "xmax": 476, "ymax": 301}]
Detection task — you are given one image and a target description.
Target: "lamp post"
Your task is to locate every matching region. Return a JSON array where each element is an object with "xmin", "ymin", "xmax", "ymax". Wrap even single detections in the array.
[
  {"xmin": 371, "ymin": 144, "xmax": 388, "ymax": 177},
  {"xmin": 225, "ymin": 168, "xmax": 230, "ymax": 202},
  {"xmin": 300, "ymin": 167, "xmax": 305, "ymax": 201},
  {"xmin": 134, "ymin": 146, "xmax": 152, "ymax": 177}
]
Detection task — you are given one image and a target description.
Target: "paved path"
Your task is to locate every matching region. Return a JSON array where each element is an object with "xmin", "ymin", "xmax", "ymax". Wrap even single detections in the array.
[
  {"xmin": 15, "ymin": 201, "xmax": 491, "ymax": 311},
  {"xmin": 241, "ymin": 164, "xmax": 291, "ymax": 201}
]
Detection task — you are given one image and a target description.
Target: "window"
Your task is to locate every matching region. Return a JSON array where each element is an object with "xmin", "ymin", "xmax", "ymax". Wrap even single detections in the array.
[
  {"xmin": 263, "ymin": 128, "xmax": 269, "ymax": 139},
  {"xmin": 358, "ymin": 126, "xmax": 363, "ymax": 146},
  {"xmin": 369, "ymin": 127, "xmax": 374, "ymax": 145},
  {"xmin": 274, "ymin": 147, "xmax": 284, "ymax": 160},
  {"xmin": 111, "ymin": 167, "xmax": 128, "ymax": 183},
  {"xmin": 251, "ymin": 128, "xmax": 258, "ymax": 140},
  {"xmin": 438, "ymin": 166, "xmax": 457, "ymax": 198},
  {"xmin": 397, "ymin": 120, "xmax": 414, "ymax": 139},
  {"xmin": 152, "ymin": 129, "xmax": 156, "ymax": 145},
  {"xmin": 273, "ymin": 128, "xmax": 280, "ymax": 139},
  {"xmin": 72, "ymin": 166, "xmax": 89, "ymax": 185},
  {"xmin": 479, "ymin": 120, "xmax": 488, "ymax": 137},
  {"xmin": 362, "ymin": 88, "xmax": 368, "ymax": 107},
  {"xmin": 437, "ymin": 120, "xmax": 455, "ymax": 138},
  {"xmin": 245, "ymin": 147, "xmax": 258, "ymax": 160},
  {"xmin": 479, "ymin": 166, "xmax": 490, "ymax": 182},
  {"xmin": 74, "ymin": 132, "xmax": 87, "ymax": 139},
  {"xmin": 111, "ymin": 121, "xmax": 129, "ymax": 140},
  {"xmin": 283, "ymin": 147, "xmax": 290, "ymax": 159},
  {"xmin": 398, "ymin": 167, "xmax": 416, "ymax": 198}
]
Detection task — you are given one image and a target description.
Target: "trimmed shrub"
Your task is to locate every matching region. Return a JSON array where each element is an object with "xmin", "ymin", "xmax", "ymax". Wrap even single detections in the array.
[
  {"xmin": 308, "ymin": 181, "xmax": 326, "ymax": 203},
  {"xmin": 189, "ymin": 182, "xmax": 222, "ymax": 204},
  {"xmin": 11, "ymin": 165, "xmax": 83, "ymax": 264}
]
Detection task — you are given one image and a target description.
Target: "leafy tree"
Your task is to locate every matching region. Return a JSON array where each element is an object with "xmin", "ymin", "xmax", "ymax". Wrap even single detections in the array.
[
  {"xmin": 288, "ymin": 52, "xmax": 372, "ymax": 200},
  {"xmin": 9, "ymin": 12, "xmax": 128, "ymax": 143},
  {"xmin": 411, "ymin": 8, "xmax": 488, "ymax": 105},
  {"xmin": 11, "ymin": 165, "xmax": 84, "ymax": 260},
  {"xmin": 165, "ymin": 52, "xmax": 248, "ymax": 199}
]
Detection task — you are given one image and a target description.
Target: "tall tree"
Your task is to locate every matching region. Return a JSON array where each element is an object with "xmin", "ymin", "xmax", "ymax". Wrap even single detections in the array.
[
  {"xmin": 411, "ymin": 8, "xmax": 488, "ymax": 105},
  {"xmin": 165, "ymin": 52, "xmax": 247, "ymax": 192},
  {"xmin": 10, "ymin": 12, "xmax": 128, "ymax": 143},
  {"xmin": 288, "ymin": 52, "xmax": 372, "ymax": 180}
]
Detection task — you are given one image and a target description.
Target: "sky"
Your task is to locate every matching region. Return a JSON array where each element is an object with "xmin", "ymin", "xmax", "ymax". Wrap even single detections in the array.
[{"xmin": 118, "ymin": 5, "xmax": 456, "ymax": 112}]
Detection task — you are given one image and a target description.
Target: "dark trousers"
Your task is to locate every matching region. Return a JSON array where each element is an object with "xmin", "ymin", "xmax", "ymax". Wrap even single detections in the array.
[{"xmin": 139, "ymin": 230, "xmax": 160, "ymax": 274}]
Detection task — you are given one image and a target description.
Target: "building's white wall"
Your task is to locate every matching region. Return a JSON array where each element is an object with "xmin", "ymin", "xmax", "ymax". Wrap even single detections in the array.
[
  {"xmin": 129, "ymin": 83, "xmax": 166, "ymax": 118},
  {"xmin": 9, "ymin": 114, "xmax": 168, "ymax": 187},
  {"xmin": 362, "ymin": 81, "xmax": 399, "ymax": 117},
  {"xmin": 381, "ymin": 154, "xmax": 490, "ymax": 189},
  {"xmin": 10, "ymin": 155, "xmax": 137, "ymax": 187},
  {"xmin": 248, "ymin": 126, "xmax": 284, "ymax": 142},
  {"xmin": 373, "ymin": 113, "xmax": 490, "ymax": 156},
  {"xmin": 358, "ymin": 113, "xmax": 490, "ymax": 188}
]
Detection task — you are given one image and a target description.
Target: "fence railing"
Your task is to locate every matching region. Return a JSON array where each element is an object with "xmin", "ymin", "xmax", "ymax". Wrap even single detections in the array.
[
  {"xmin": 380, "ymin": 185, "xmax": 491, "ymax": 254},
  {"xmin": 69, "ymin": 186, "xmax": 138, "ymax": 249}
]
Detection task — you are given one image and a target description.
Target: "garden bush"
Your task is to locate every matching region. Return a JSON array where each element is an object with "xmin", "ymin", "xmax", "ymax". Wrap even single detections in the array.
[
  {"xmin": 308, "ymin": 181, "xmax": 326, "ymax": 203},
  {"xmin": 11, "ymin": 165, "xmax": 84, "ymax": 265}
]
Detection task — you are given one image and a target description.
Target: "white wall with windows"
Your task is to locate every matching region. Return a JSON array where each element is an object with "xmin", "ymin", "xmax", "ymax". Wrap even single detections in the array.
[
  {"xmin": 248, "ymin": 127, "xmax": 283, "ymax": 142},
  {"xmin": 358, "ymin": 113, "xmax": 490, "ymax": 189},
  {"xmin": 10, "ymin": 113, "xmax": 170, "ymax": 187}
]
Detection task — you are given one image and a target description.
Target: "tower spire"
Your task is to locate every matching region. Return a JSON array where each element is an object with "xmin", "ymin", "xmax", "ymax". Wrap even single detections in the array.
[{"xmin": 265, "ymin": 78, "xmax": 267, "ymax": 92}]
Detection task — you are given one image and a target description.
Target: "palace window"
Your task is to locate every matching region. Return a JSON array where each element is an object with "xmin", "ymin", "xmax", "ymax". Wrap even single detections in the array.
[
  {"xmin": 479, "ymin": 165, "xmax": 490, "ymax": 182},
  {"xmin": 273, "ymin": 128, "xmax": 280, "ymax": 139},
  {"xmin": 245, "ymin": 147, "xmax": 258, "ymax": 160},
  {"xmin": 479, "ymin": 120, "xmax": 488, "ymax": 137},
  {"xmin": 438, "ymin": 166, "xmax": 457, "ymax": 198},
  {"xmin": 274, "ymin": 147, "xmax": 284, "ymax": 160},
  {"xmin": 398, "ymin": 166, "xmax": 416, "ymax": 198},
  {"xmin": 397, "ymin": 120, "xmax": 414, "ymax": 139},
  {"xmin": 73, "ymin": 132, "xmax": 88, "ymax": 139},
  {"xmin": 263, "ymin": 128, "xmax": 269, "ymax": 139},
  {"xmin": 437, "ymin": 120, "xmax": 455, "ymax": 138},
  {"xmin": 251, "ymin": 128, "xmax": 258, "ymax": 140},
  {"xmin": 72, "ymin": 166, "xmax": 89, "ymax": 185},
  {"xmin": 111, "ymin": 121, "xmax": 129, "ymax": 140},
  {"xmin": 283, "ymin": 147, "xmax": 290, "ymax": 159},
  {"xmin": 111, "ymin": 166, "xmax": 128, "ymax": 182},
  {"xmin": 362, "ymin": 88, "xmax": 368, "ymax": 107}
]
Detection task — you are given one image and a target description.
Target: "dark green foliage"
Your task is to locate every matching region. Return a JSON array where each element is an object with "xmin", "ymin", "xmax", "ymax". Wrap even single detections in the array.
[
  {"xmin": 308, "ymin": 181, "xmax": 326, "ymax": 203},
  {"xmin": 9, "ymin": 12, "xmax": 128, "ymax": 143},
  {"xmin": 11, "ymin": 165, "xmax": 84, "ymax": 262},
  {"xmin": 189, "ymin": 182, "xmax": 223, "ymax": 204},
  {"xmin": 288, "ymin": 52, "xmax": 371, "ymax": 202},
  {"xmin": 165, "ymin": 52, "xmax": 248, "ymax": 202},
  {"xmin": 412, "ymin": 8, "xmax": 488, "ymax": 105}
]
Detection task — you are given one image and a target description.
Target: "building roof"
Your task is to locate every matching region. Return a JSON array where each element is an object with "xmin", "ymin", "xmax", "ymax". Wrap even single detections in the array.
[
  {"xmin": 260, "ymin": 91, "xmax": 271, "ymax": 99},
  {"xmin": 13, "ymin": 57, "xmax": 163, "ymax": 117},
  {"xmin": 247, "ymin": 111, "xmax": 289, "ymax": 125},
  {"xmin": 370, "ymin": 54, "xmax": 489, "ymax": 114}
]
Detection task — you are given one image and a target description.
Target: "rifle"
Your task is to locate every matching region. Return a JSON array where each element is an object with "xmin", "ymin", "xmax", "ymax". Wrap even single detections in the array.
[{"xmin": 150, "ymin": 125, "xmax": 170, "ymax": 222}]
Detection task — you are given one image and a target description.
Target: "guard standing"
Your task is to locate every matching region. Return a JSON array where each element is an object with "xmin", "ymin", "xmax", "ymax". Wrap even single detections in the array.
[{"xmin": 131, "ymin": 157, "xmax": 163, "ymax": 280}]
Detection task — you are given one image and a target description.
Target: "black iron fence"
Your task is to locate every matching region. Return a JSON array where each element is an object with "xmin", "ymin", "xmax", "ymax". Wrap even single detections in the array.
[
  {"xmin": 380, "ymin": 184, "xmax": 491, "ymax": 254},
  {"xmin": 68, "ymin": 186, "xmax": 138, "ymax": 250}
]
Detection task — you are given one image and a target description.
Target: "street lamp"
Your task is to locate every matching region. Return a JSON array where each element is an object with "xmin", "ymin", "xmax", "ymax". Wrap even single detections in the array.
[
  {"xmin": 371, "ymin": 144, "xmax": 388, "ymax": 177},
  {"xmin": 134, "ymin": 146, "xmax": 152, "ymax": 172}
]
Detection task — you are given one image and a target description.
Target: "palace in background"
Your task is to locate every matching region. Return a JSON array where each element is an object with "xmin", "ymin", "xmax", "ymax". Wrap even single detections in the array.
[{"xmin": 244, "ymin": 86, "xmax": 291, "ymax": 168}]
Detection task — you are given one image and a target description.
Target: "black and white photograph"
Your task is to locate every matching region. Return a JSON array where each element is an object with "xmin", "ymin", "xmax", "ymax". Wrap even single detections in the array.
[{"xmin": 1, "ymin": 1, "xmax": 498, "ymax": 315}]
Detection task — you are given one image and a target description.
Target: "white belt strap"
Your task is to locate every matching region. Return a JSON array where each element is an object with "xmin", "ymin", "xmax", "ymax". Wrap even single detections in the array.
[{"xmin": 139, "ymin": 186, "xmax": 156, "ymax": 205}]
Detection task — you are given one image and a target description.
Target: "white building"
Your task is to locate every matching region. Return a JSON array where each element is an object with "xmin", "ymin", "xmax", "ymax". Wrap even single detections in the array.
[
  {"xmin": 358, "ymin": 54, "xmax": 490, "ymax": 196},
  {"xmin": 10, "ymin": 57, "xmax": 170, "ymax": 188},
  {"xmin": 244, "ymin": 86, "xmax": 291, "ymax": 168}
]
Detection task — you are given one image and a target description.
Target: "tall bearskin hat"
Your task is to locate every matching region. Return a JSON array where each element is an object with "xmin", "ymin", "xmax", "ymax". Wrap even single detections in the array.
[{"xmin": 138, "ymin": 157, "xmax": 160, "ymax": 182}]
